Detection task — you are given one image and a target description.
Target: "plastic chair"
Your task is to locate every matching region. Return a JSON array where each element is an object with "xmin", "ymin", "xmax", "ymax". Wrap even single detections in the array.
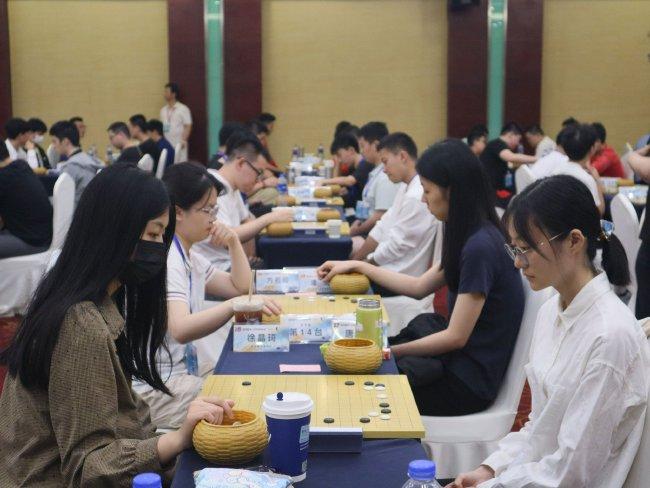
[
  {"xmin": 611, "ymin": 194, "xmax": 641, "ymax": 311},
  {"xmin": 622, "ymin": 329, "xmax": 650, "ymax": 487},
  {"xmin": 420, "ymin": 277, "xmax": 553, "ymax": 479},
  {"xmin": 174, "ymin": 143, "xmax": 186, "ymax": 164},
  {"xmin": 156, "ymin": 149, "xmax": 168, "ymax": 179},
  {"xmin": 0, "ymin": 173, "xmax": 75, "ymax": 316},
  {"xmin": 514, "ymin": 165, "xmax": 535, "ymax": 193},
  {"xmin": 137, "ymin": 154, "xmax": 154, "ymax": 172}
]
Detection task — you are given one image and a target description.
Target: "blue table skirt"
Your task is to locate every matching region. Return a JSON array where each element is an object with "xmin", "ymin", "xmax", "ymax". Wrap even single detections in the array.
[
  {"xmin": 171, "ymin": 329, "xmax": 426, "ymax": 487},
  {"xmin": 257, "ymin": 234, "xmax": 352, "ymax": 268}
]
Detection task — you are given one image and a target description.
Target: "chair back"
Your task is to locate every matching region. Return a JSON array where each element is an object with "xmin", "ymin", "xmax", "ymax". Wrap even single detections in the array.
[
  {"xmin": 137, "ymin": 154, "xmax": 154, "ymax": 172},
  {"xmin": 50, "ymin": 172, "xmax": 75, "ymax": 250},
  {"xmin": 515, "ymin": 165, "xmax": 535, "ymax": 193},
  {"xmin": 156, "ymin": 149, "xmax": 168, "ymax": 179},
  {"xmin": 611, "ymin": 193, "xmax": 641, "ymax": 309},
  {"xmin": 492, "ymin": 277, "xmax": 553, "ymax": 412}
]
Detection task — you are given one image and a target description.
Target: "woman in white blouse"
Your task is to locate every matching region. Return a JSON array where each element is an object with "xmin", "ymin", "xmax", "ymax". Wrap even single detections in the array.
[{"xmin": 450, "ymin": 174, "xmax": 650, "ymax": 488}]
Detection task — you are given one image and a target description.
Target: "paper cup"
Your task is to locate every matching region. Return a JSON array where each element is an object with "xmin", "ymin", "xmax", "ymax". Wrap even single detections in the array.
[
  {"xmin": 263, "ymin": 392, "xmax": 314, "ymax": 482},
  {"xmin": 326, "ymin": 219, "xmax": 342, "ymax": 239}
]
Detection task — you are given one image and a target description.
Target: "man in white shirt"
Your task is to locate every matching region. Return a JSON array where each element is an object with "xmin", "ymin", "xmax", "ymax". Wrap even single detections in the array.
[
  {"xmin": 552, "ymin": 123, "xmax": 605, "ymax": 215},
  {"xmin": 4, "ymin": 118, "xmax": 39, "ymax": 169},
  {"xmin": 525, "ymin": 124, "xmax": 556, "ymax": 159},
  {"xmin": 350, "ymin": 121, "xmax": 399, "ymax": 238},
  {"xmin": 160, "ymin": 82, "xmax": 192, "ymax": 156},
  {"xmin": 193, "ymin": 132, "xmax": 293, "ymax": 270},
  {"xmin": 530, "ymin": 126, "xmax": 570, "ymax": 179}
]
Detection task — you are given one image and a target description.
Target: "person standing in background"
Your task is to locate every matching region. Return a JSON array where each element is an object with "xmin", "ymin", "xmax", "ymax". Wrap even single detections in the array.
[
  {"xmin": 69, "ymin": 117, "xmax": 86, "ymax": 142},
  {"xmin": 160, "ymin": 82, "xmax": 192, "ymax": 158}
]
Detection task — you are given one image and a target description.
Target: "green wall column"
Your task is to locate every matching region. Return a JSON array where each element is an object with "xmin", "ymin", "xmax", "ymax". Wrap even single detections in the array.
[
  {"xmin": 205, "ymin": 0, "xmax": 224, "ymax": 156},
  {"xmin": 487, "ymin": 0, "xmax": 507, "ymax": 139}
]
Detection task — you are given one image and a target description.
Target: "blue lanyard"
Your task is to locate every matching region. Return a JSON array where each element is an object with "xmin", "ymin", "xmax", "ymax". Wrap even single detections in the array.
[{"xmin": 173, "ymin": 235, "xmax": 193, "ymax": 313}]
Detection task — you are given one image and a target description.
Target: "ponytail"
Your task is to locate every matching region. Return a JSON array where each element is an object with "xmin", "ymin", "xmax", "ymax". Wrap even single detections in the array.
[{"xmin": 601, "ymin": 234, "xmax": 630, "ymax": 287}]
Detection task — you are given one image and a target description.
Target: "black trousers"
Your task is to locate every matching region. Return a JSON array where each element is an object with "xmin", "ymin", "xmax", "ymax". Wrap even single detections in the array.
[
  {"xmin": 390, "ymin": 314, "xmax": 491, "ymax": 416},
  {"xmin": 636, "ymin": 241, "xmax": 650, "ymax": 319}
]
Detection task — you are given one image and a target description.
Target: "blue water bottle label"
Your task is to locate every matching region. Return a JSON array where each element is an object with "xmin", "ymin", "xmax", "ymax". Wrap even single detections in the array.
[
  {"xmin": 185, "ymin": 342, "xmax": 199, "ymax": 376},
  {"xmin": 505, "ymin": 171, "xmax": 514, "ymax": 190}
]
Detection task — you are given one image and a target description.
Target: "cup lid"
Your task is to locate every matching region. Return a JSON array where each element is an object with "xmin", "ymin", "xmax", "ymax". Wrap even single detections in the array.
[{"xmin": 263, "ymin": 392, "xmax": 314, "ymax": 416}]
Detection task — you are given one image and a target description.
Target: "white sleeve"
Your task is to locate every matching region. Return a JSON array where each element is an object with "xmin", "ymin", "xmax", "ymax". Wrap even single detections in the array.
[
  {"xmin": 166, "ymin": 253, "xmax": 190, "ymax": 303},
  {"xmin": 237, "ymin": 193, "xmax": 252, "ymax": 221},
  {"xmin": 479, "ymin": 361, "xmax": 645, "ymax": 488},
  {"xmin": 181, "ymin": 105, "xmax": 193, "ymax": 125},
  {"xmin": 372, "ymin": 176, "xmax": 399, "ymax": 211},
  {"xmin": 26, "ymin": 149, "xmax": 39, "ymax": 169},
  {"xmin": 370, "ymin": 198, "xmax": 432, "ymax": 265}
]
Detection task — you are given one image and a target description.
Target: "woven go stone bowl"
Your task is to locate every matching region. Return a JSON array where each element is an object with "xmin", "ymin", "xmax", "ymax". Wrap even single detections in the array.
[
  {"xmin": 193, "ymin": 409, "xmax": 269, "ymax": 465},
  {"xmin": 276, "ymin": 195, "xmax": 296, "ymax": 206},
  {"xmin": 317, "ymin": 208, "xmax": 341, "ymax": 222},
  {"xmin": 266, "ymin": 222, "xmax": 293, "ymax": 237},
  {"xmin": 328, "ymin": 184, "xmax": 342, "ymax": 196},
  {"xmin": 324, "ymin": 338, "xmax": 383, "ymax": 374},
  {"xmin": 313, "ymin": 186, "xmax": 333, "ymax": 198},
  {"xmin": 329, "ymin": 273, "xmax": 370, "ymax": 294}
]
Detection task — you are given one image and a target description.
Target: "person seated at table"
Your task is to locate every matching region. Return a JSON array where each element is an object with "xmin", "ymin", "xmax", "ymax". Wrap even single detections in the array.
[
  {"xmin": 529, "ymin": 126, "xmax": 569, "ymax": 179},
  {"xmin": 69, "ymin": 116, "xmax": 86, "ymax": 142},
  {"xmin": 193, "ymin": 132, "xmax": 293, "ymax": 270},
  {"xmin": 4, "ymin": 117, "xmax": 34, "ymax": 167},
  {"xmin": 349, "ymin": 121, "xmax": 399, "ymax": 237},
  {"xmin": 319, "ymin": 139, "xmax": 525, "ymax": 416},
  {"xmin": 467, "ymin": 126, "xmax": 487, "ymax": 157},
  {"xmin": 480, "ymin": 122, "xmax": 536, "ymax": 206},
  {"xmin": 0, "ymin": 164, "xmax": 235, "ymax": 486},
  {"xmin": 552, "ymin": 123, "xmax": 605, "ymax": 216},
  {"xmin": 258, "ymin": 112, "xmax": 276, "ymax": 134},
  {"xmin": 147, "ymin": 119, "xmax": 175, "ymax": 169},
  {"xmin": 448, "ymin": 175, "xmax": 649, "ymax": 488},
  {"xmin": 133, "ymin": 162, "xmax": 280, "ymax": 428},
  {"xmin": 107, "ymin": 121, "xmax": 159, "ymax": 168},
  {"xmin": 246, "ymin": 148, "xmax": 282, "ymax": 208},
  {"xmin": 129, "ymin": 114, "xmax": 161, "ymax": 163},
  {"xmin": 628, "ymin": 147, "xmax": 650, "ymax": 319},
  {"xmin": 208, "ymin": 121, "xmax": 247, "ymax": 169},
  {"xmin": 590, "ymin": 121, "xmax": 625, "ymax": 177},
  {"xmin": 524, "ymin": 124, "xmax": 556, "ymax": 159},
  {"xmin": 0, "ymin": 141, "xmax": 52, "ymax": 258},
  {"xmin": 27, "ymin": 118, "xmax": 50, "ymax": 169},
  {"xmin": 50, "ymin": 120, "xmax": 103, "ymax": 205},
  {"xmin": 352, "ymin": 132, "xmax": 437, "ymax": 281},
  {"xmin": 319, "ymin": 132, "xmax": 372, "ymax": 208}
]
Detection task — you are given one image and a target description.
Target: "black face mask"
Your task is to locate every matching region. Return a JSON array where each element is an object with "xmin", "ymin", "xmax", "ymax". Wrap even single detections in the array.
[{"xmin": 120, "ymin": 240, "xmax": 167, "ymax": 286}]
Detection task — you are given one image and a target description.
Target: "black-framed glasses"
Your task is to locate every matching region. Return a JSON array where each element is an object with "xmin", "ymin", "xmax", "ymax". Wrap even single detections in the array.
[
  {"xmin": 241, "ymin": 157, "xmax": 263, "ymax": 180},
  {"xmin": 504, "ymin": 232, "xmax": 564, "ymax": 267}
]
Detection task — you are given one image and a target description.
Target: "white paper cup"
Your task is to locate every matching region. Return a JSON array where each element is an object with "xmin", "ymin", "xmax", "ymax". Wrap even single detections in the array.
[{"xmin": 326, "ymin": 219, "xmax": 342, "ymax": 239}]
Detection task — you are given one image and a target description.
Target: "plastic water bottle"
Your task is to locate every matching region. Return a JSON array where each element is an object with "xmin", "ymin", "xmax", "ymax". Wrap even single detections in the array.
[
  {"xmin": 291, "ymin": 145, "xmax": 300, "ymax": 162},
  {"xmin": 277, "ymin": 174, "xmax": 288, "ymax": 194},
  {"xmin": 504, "ymin": 170, "xmax": 514, "ymax": 190},
  {"xmin": 133, "ymin": 472, "xmax": 162, "ymax": 488},
  {"xmin": 401, "ymin": 460, "xmax": 442, "ymax": 488},
  {"xmin": 317, "ymin": 143, "xmax": 325, "ymax": 161},
  {"xmin": 106, "ymin": 145, "xmax": 114, "ymax": 164},
  {"xmin": 88, "ymin": 144, "xmax": 97, "ymax": 158}
]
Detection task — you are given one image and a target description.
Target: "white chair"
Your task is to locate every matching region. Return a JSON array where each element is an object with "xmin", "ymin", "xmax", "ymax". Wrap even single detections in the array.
[
  {"xmin": 420, "ymin": 278, "xmax": 553, "ymax": 479},
  {"xmin": 156, "ymin": 149, "xmax": 168, "ymax": 179},
  {"xmin": 174, "ymin": 143, "xmax": 186, "ymax": 164},
  {"xmin": 611, "ymin": 194, "xmax": 641, "ymax": 311},
  {"xmin": 0, "ymin": 173, "xmax": 75, "ymax": 317},
  {"xmin": 514, "ymin": 165, "xmax": 535, "ymax": 193},
  {"xmin": 622, "ymin": 328, "xmax": 650, "ymax": 487},
  {"xmin": 137, "ymin": 154, "xmax": 154, "ymax": 172}
]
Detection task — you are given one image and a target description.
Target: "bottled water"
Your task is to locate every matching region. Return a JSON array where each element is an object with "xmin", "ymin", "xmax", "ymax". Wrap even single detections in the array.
[
  {"xmin": 106, "ymin": 145, "xmax": 114, "ymax": 164},
  {"xmin": 132, "ymin": 472, "xmax": 162, "ymax": 488},
  {"xmin": 277, "ymin": 174, "xmax": 288, "ymax": 194},
  {"xmin": 401, "ymin": 460, "xmax": 442, "ymax": 488},
  {"xmin": 317, "ymin": 143, "xmax": 325, "ymax": 161}
]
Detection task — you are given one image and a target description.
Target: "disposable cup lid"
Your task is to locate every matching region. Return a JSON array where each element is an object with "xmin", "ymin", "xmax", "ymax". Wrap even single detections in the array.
[{"xmin": 263, "ymin": 392, "xmax": 313, "ymax": 417}]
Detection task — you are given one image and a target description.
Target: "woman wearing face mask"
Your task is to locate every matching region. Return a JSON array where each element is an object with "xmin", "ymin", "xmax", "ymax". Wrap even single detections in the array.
[
  {"xmin": 319, "ymin": 139, "xmax": 525, "ymax": 416},
  {"xmin": 0, "ymin": 165, "xmax": 234, "ymax": 486},
  {"xmin": 134, "ymin": 162, "xmax": 281, "ymax": 429},
  {"xmin": 449, "ymin": 175, "xmax": 650, "ymax": 488},
  {"xmin": 27, "ymin": 118, "xmax": 51, "ymax": 169}
]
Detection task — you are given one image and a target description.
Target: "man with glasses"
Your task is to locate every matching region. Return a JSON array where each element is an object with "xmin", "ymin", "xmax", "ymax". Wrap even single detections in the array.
[{"xmin": 193, "ymin": 132, "xmax": 293, "ymax": 270}]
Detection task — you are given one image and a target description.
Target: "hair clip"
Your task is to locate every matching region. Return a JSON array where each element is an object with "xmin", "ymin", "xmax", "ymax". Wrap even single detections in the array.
[{"xmin": 598, "ymin": 219, "xmax": 614, "ymax": 242}]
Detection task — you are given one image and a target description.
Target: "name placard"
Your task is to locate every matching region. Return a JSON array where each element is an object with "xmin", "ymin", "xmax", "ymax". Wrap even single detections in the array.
[{"xmin": 233, "ymin": 324, "xmax": 290, "ymax": 352}]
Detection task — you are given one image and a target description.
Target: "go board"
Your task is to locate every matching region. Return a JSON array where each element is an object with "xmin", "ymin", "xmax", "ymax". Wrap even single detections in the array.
[
  {"xmin": 261, "ymin": 295, "xmax": 388, "ymax": 324},
  {"xmin": 260, "ymin": 221, "xmax": 350, "ymax": 235},
  {"xmin": 200, "ymin": 374, "xmax": 425, "ymax": 439}
]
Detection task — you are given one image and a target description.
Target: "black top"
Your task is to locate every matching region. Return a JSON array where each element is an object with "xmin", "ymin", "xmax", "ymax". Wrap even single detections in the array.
[
  {"xmin": 443, "ymin": 223, "xmax": 525, "ymax": 401},
  {"xmin": 0, "ymin": 159, "xmax": 53, "ymax": 247},
  {"xmin": 641, "ymin": 198, "xmax": 649, "ymax": 242},
  {"xmin": 347, "ymin": 158, "xmax": 373, "ymax": 206},
  {"xmin": 116, "ymin": 140, "xmax": 161, "ymax": 169},
  {"xmin": 480, "ymin": 138, "xmax": 510, "ymax": 191}
]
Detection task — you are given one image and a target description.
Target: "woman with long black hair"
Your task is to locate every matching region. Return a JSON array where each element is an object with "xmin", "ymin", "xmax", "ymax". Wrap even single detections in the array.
[
  {"xmin": 450, "ymin": 175, "xmax": 649, "ymax": 487},
  {"xmin": 319, "ymin": 139, "xmax": 525, "ymax": 416},
  {"xmin": 0, "ymin": 165, "xmax": 233, "ymax": 486}
]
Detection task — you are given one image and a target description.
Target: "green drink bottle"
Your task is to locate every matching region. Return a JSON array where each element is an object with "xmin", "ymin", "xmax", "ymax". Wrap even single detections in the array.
[{"xmin": 355, "ymin": 299, "xmax": 383, "ymax": 346}]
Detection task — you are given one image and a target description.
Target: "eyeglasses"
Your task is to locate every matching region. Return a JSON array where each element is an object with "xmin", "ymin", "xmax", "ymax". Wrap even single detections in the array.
[
  {"xmin": 504, "ymin": 232, "xmax": 564, "ymax": 268},
  {"xmin": 196, "ymin": 205, "xmax": 219, "ymax": 218},
  {"xmin": 241, "ymin": 157, "xmax": 264, "ymax": 181}
]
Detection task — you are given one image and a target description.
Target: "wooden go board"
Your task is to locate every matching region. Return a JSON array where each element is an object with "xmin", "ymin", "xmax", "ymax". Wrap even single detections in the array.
[
  {"xmin": 261, "ymin": 295, "xmax": 389, "ymax": 324},
  {"xmin": 261, "ymin": 221, "xmax": 350, "ymax": 235},
  {"xmin": 200, "ymin": 375, "xmax": 425, "ymax": 439}
]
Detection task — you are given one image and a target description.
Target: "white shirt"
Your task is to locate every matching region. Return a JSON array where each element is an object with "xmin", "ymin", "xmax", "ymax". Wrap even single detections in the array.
[
  {"xmin": 530, "ymin": 150, "xmax": 568, "ymax": 179},
  {"xmin": 535, "ymin": 136, "xmax": 556, "ymax": 159},
  {"xmin": 552, "ymin": 161, "xmax": 601, "ymax": 206},
  {"xmin": 193, "ymin": 170, "xmax": 252, "ymax": 270},
  {"xmin": 160, "ymin": 101, "xmax": 192, "ymax": 148},
  {"xmin": 368, "ymin": 174, "xmax": 436, "ymax": 276},
  {"xmin": 480, "ymin": 273, "xmax": 650, "ymax": 488},
  {"xmin": 4, "ymin": 139, "xmax": 38, "ymax": 169},
  {"xmin": 363, "ymin": 163, "xmax": 399, "ymax": 213}
]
